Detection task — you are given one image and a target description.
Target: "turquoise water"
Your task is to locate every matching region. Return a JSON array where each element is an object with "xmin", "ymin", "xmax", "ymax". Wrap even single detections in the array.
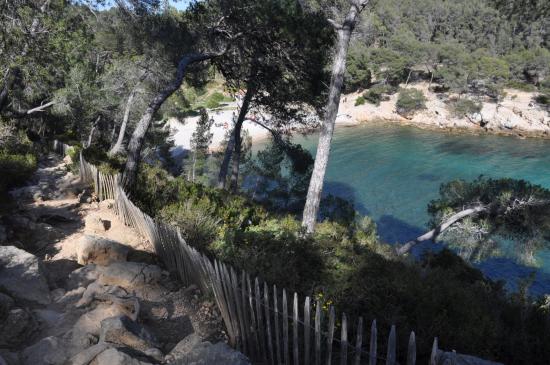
[{"xmin": 273, "ymin": 123, "xmax": 550, "ymax": 295}]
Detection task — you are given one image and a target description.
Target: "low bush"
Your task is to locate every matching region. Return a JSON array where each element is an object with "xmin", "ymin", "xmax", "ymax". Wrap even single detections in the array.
[
  {"xmin": 396, "ymin": 88, "xmax": 427, "ymax": 116},
  {"xmin": 0, "ymin": 151, "xmax": 37, "ymax": 195},
  {"xmin": 354, "ymin": 96, "xmax": 366, "ymax": 106},
  {"xmin": 362, "ymin": 84, "xmax": 396, "ymax": 106},
  {"xmin": 82, "ymin": 146, "xmax": 125, "ymax": 175},
  {"xmin": 205, "ymin": 92, "xmax": 231, "ymax": 109},
  {"xmin": 448, "ymin": 98, "xmax": 482, "ymax": 118}
]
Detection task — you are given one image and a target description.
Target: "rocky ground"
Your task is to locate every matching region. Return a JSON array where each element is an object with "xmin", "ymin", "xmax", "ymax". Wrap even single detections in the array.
[{"xmin": 0, "ymin": 153, "xmax": 249, "ymax": 365}]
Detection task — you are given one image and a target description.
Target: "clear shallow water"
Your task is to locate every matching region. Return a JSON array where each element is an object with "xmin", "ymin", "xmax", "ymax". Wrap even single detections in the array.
[{"xmin": 263, "ymin": 123, "xmax": 550, "ymax": 295}]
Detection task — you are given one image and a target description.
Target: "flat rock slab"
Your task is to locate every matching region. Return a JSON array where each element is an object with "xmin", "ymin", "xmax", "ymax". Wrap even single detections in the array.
[
  {"xmin": 0, "ymin": 246, "xmax": 51, "ymax": 305},
  {"xmin": 76, "ymin": 235, "xmax": 129, "ymax": 266},
  {"xmin": 96, "ymin": 262, "xmax": 162, "ymax": 289}
]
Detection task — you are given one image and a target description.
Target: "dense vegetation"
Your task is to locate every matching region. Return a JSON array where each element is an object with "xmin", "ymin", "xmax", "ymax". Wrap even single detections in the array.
[
  {"xmin": 346, "ymin": 0, "xmax": 550, "ymax": 103},
  {"xmin": 1, "ymin": 0, "xmax": 550, "ymax": 364}
]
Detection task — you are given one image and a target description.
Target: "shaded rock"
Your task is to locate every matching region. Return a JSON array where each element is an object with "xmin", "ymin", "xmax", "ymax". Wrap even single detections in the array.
[
  {"xmin": 0, "ymin": 293, "xmax": 14, "ymax": 321},
  {"xmin": 165, "ymin": 334, "xmax": 249, "ymax": 365},
  {"xmin": 85, "ymin": 216, "xmax": 111, "ymax": 233},
  {"xmin": 43, "ymin": 259, "xmax": 81, "ymax": 289},
  {"xmin": 0, "ymin": 308, "xmax": 39, "ymax": 348},
  {"xmin": 437, "ymin": 351, "xmax": 504, "ymax": 365},
  {"xmin": 77, "ymin": 282, "xmax": 140, "ymax": 321},
  {"xmin": 21, "ymin": 336, "xmax": 69, "ymax": 365},
  {"xmin": 143, "ymin": 348, "xmax": 163, "ymax": 362},
  {"xmin": 76, "ymin": 235, "xmax": 128, "ymax": 266},
  {"xmin": 0, "ymin": 246, "xmax": 51, "ymax": 305},
  {"xmin": 0, "ymin": 224, "xmax": 7, "ymax": 244},
  {"xmin": 99, "ymin": 316, "xmax": 158, "ymax": 352},
  {"xmin": 0, "ymin": 350, "xmax": 18, "ymax": 365},
  {"xmin": 164, "ymin": 333, "xmax": 202, "ymax": 362},
  {"xmin": 92, "ymin": 348, "xmax": 152, "ymax": 365},
  {"xmin": 96, "ymin": 262, "xmax": 161, "ymax": 289},
  {"xmin": 66, "ymin": 343, "xmax": 109, "ymax": 365},
  {"xmin": 67, "ymin": 265, "xmax": 99, "ymax": 290}
]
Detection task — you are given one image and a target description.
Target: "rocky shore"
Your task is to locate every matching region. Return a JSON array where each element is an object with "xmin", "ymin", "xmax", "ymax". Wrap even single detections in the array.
[{"xmin": 338, "ymin": 82, "xmax": 550, "ymax": 139}]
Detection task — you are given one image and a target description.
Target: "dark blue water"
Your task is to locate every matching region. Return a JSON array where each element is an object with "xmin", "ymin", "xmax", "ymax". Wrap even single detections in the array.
[{"xmin": 279, "ymin": 123, "xmax": 550, "ymax": 295}]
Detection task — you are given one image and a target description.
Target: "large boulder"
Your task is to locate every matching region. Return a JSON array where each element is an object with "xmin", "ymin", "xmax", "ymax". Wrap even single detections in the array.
[
  {"xmin": 21, "ymin": 336, "xmax": 69, "ymax": 365},
  {"xmin": 0, "ymin": 246, "xmax": 51, "ymax": 305},
  {"xmin": 165, "ymin": 334, "xmax": 250, "ymax": 365},
  {"xmin": 96, "ymin": 262, "xmax": 162, "ymax": 289},
  {"xmin": 76, "ymin": 235, "xmax": 129, "ymax": 266},
  {"xmin": 99, "ymin": 316, "xmax": 158, "ymax": 352}
]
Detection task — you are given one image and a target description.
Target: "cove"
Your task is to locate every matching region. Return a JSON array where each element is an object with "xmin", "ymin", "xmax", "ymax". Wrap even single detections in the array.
[{"xmin": 274, "ymin": 122, "xmax": 550, "ymax": 296}]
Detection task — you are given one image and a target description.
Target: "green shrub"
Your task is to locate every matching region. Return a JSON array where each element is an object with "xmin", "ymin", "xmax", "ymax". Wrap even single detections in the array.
[
  {"xmin": 82, "ymin": 146, "xmax": 125, "ymax": 175},
  {"xmin": 448, "ymin": 98, "xmax": 482, "ymax": 118},
  {"xmin": 354, "ymin": 96, "xmax": 366, "ymax": 106},
  {"xmin": 535, "ymin": 94, "xmax": 550, "ymax": 106},
  {"xmin": 0, "ymin": 151, "xmax": 37, "ymax": 194},
  {"xmin": 205, "ymin": 92, "xmax": 230, "ymax": 109},
  {"xmin": 160, "ymin": 200, "xmax": 221, "ymax": 251},
  {"xmin": 396, "ymin": 88, "xmax": 427, "ymax": 116}
]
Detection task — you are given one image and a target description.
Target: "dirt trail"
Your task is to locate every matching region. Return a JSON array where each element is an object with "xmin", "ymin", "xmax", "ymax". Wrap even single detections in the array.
[{"xmin": 0, "ymin": 153, "xmax": 239, "ymax": 365}]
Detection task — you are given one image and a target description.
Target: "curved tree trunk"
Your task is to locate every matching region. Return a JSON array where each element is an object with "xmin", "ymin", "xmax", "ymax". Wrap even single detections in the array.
[
  {"xmin": 395, "ymin": 205, "xmax": 487, "ymax": 255},
  {"xmin": 123, "ymin": 52, "xmax": 220, "ymax": 188},
  {"xmin": 302, "ymin": 1, "xmax": 367, "ymax": 233},
  {"xmin": 109, "ymin": 90, "xmax": 136, "ymax": 156},
  {"xmin": 229, "ymin": 87, "xmax": 254, "ymax": 192}
]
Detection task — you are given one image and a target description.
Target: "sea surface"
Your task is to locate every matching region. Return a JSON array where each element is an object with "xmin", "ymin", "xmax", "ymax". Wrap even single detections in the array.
[{"xmin": 260, "ymin": 122, "xmax": 550, "ymax": 296}]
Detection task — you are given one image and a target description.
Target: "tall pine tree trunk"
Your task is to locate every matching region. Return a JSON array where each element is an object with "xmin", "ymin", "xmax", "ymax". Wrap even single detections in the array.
[
  {"xmin": 302, "ymin": 1, "xmax": 368, "ymax": 233},
  {"xmin": 217, "ymin": 86, "xmax": 254, "ymax": 190},
  {"xmin": 123, "ymin": 53, "xmax": 219, "ymax": 188},
  {"xmin": 217, "ymin": 130, "xmax": 235, "ymax": 188}
]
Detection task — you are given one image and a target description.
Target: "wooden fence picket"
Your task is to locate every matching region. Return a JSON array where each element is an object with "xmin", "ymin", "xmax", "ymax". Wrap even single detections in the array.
[
  {"xmin": 340, "ymin": 313, "xmax": 348, "ymax": 365},
  {"xmin": 326, "ymin": 306, "xmax": 335, "ymax": 365},
  {"xmin": 386, "ymin": 325, "xmax": 396, "ymax": 365},
  {"xmin": 354, "ymin": 317, "xmax": 363, "ymax": 365},
  {"xmin": 293, "ymin": 293, "xmax": 299, "ymax": 365},
  {"xmin": 407, "ymin": 331, "xmax": 416, "ymax": 365},
  {"xmin": 283, "ymin": 289, "xmax": 290, "ymax": 365},
  {"xmin": 304, "ymin": 296, "xmax": 311, "ymax": 365},
  {"xmin": 369, "ymin": 320, "xmax": 377, "ymax": 365}
]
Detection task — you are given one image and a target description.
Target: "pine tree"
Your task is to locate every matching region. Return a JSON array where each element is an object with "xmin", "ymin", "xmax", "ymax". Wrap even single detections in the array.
[{"xmin": 190, "ymin": 108, "xmax": 214, "ymax": 182}]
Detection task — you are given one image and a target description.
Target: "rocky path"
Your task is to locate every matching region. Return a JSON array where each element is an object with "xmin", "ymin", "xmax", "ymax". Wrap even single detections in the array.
[{"xmin": 0, "ymin": 153, "xmax": 248, "ymax": 365}]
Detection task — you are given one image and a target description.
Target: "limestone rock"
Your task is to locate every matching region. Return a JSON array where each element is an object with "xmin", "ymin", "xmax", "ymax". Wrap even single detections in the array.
[
  {"xmin": 0, "ymin": 246, "xmax": 51, "ymax": 305},
  {"xmin": 96, "ymin": 262, "xmax": 162, "ymax": 289},
  {"xmin": 77, "ymin": 282, "xmax": 140, "ymax": 321},
  {"xmin": 66, "ymin": 343, "xmax": 109, "ymax": 365},
  {"xmin": 0, "ymin": 308, "xmax": 39, "ymax": 348},
  {"xmin": 92, "ymin": 348, "xmax": 152, "ymax": 365},
  {"xmin": 21, "ymin": 336, "xmax": 69, "ymax": 365},
  {"xmin": 85, "ymin": 216, "xmax": 111, "ymax": 233},
  {"xmin": 165, "ymin": 334, "xmax": 250, "ymax": 365},
  {"xmin": 99, "ymin": 316, "xmax": 158, "ymax": 352},
  {"xmin": 76, "ymin": 235, "xmax": 128, "ymax": 266},
  {"xmin": 67, "ymin": 265, "xmax": 100, "ymax": 291}
]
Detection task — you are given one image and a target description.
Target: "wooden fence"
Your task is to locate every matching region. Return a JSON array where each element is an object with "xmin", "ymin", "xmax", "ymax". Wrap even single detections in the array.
[{"xmin": 66, "ymin": 141, "xmax": 449, "ymax": 365}]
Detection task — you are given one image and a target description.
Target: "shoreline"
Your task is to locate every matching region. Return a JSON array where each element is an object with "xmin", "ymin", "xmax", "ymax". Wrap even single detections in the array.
[{"xmin": 169, "ymin": 83, "xmax": 550, "ymax": 153}]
